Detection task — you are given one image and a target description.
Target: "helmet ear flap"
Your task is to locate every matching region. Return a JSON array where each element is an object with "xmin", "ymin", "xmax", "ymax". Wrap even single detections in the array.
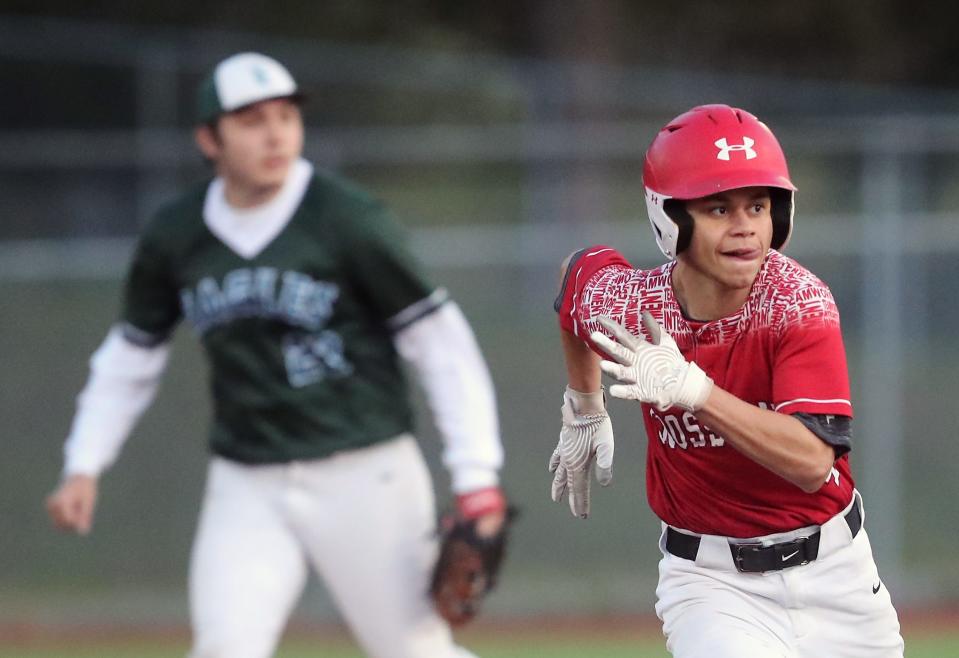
[
  {"xmin": 769, "ymin": 188, "xmax": 794, "ymax": 250},
  {"xmin": 663, "ymin": 199, "xmax": 694, "ymax": 255}
]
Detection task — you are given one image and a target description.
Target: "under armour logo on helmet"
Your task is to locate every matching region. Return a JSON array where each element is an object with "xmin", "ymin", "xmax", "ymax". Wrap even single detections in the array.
[{"xmin": 715, "ymin": 137, "xmax": 757, "ymax": 161}]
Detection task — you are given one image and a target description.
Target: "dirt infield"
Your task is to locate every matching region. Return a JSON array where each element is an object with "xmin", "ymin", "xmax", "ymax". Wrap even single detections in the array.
[{"xmin": 2, "ymin": 606, "xmax": 956, "ymax": 650}]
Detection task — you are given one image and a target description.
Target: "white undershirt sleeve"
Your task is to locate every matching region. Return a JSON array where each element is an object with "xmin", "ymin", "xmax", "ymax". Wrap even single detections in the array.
[
  {"xmin": 392, "ymin": 301, "xmax": 503, "ymax": 494},
  {"xmin": 62, "ymin": 325, "xmax": 171, "ymax": 478}
]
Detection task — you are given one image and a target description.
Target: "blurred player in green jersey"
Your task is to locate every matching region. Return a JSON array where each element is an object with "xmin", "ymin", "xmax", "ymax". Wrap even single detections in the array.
[{"xmin": 46, "ymin": 52, "xmax": 506, "ymax": 658}]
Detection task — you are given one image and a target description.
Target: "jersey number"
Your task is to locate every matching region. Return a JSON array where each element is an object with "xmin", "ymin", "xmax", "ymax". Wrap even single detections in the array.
[{"xmin": 282, "ymin": 331, "xmax": 353, "ymax": 388}]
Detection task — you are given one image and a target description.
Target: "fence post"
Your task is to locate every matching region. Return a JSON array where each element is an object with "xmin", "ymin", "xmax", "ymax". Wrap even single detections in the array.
[
  {"xmin": 858, "ymin": 122, "xmax": 905, "ymax": 588},
  {"xmin": 135, "ymin": 43, "xmax": 180, "ymax": 228}
]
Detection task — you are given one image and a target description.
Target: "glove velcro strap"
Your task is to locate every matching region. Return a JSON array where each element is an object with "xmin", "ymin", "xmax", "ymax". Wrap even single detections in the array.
[
  {"xmin": 565, "ymin": 386, "xmax": 606, "ymax": 415},
  {"xmin": 675, "ymin": 362, "xmax": 714, "ymax": 412}
]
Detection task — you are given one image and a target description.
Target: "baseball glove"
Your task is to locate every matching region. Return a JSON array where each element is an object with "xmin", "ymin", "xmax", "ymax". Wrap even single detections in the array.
[{"xmin": 429, "ymin": 506, "xmax": 516, "ymax": 626}]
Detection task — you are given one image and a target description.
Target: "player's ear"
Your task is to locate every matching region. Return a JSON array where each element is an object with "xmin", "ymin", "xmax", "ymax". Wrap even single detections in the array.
[{"xmin": 194, "ymin": 124, "xmax": 220, "ymax": 161}]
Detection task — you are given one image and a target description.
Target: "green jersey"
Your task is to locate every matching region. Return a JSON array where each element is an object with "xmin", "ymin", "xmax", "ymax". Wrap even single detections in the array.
[{"xmin": 121, "ymin": 167, "xmax": 440, "ymax": 463}]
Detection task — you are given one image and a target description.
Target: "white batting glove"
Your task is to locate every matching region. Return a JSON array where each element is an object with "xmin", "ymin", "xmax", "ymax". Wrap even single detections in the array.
[
  {"xmin": 591, "ymin": 313, "xmax": 714, "ymax": 412},
  {"xmin": 548, "ymin": 387, "xmax": 614, "ymax": 519}
]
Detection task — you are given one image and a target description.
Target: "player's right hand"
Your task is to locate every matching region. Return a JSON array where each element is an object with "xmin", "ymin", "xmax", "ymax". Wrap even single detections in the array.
[
  {"xmin": 593, "ymin": 313, "xmax": 714, "ymax": 412},
  {"xmin": 548, "ymin": 387, "xmax": 614, "ymax": 519},
  {"xmin": 46, "ymin": 474, "xmax": 99, "ymax": 535}
]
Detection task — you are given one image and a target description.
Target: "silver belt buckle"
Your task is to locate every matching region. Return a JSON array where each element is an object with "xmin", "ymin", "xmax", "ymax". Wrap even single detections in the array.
[{"xmin": 731, "ymin": 542, "xmax": 764, "ymax": 573}]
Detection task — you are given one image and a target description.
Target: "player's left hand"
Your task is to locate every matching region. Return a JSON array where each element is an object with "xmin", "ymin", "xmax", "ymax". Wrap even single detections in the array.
[
  {"xmin": 548, "ymin": 387, "xmax": 614, "ymax": 519},
  {"xmin": 592, "ymin": 313, "xmax": 714, "ymax": 412},
  {"xmin": 430, "ymin": 487, "xmax": 514, "ymax": 627}
]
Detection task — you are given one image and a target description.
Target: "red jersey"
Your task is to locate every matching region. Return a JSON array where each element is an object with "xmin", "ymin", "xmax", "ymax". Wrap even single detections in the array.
[{"xmin": 556, "ymin": 246, "xmax": 855, "ymax": 537}]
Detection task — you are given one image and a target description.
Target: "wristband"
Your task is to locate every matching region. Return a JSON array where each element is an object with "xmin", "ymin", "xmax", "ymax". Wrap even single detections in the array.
[{"xmin": 456, "ymin": 486, "xmax": 506, "ymax": 519}]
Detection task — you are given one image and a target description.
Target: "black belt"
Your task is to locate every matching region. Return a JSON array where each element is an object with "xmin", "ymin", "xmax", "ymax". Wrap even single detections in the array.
[{"xmin": 665, "ymin": 498, "xmax": 862, "ymax": 573}]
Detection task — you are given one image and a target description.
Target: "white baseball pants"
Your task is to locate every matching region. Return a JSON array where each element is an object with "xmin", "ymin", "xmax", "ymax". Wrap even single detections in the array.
[
  {"xmin": 187, "ymin": 434, "xmax": 476, "ymax": 658},
  {"xmin": 655, "ymin": 493, "xmax": 904, "ymax": 658}
]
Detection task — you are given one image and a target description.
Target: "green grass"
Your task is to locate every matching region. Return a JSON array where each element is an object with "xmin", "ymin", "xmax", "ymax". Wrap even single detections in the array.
[
  {"xmin": 0, "ymin": 640, "xmax": 665, "ymax": 658},
  {"xmin": 0, "ymin": 646, "xmax": 660, "ymax": 658},
  {"xmin": 2, "ymin": 629, "xmax": 955, "ymax": 658}
]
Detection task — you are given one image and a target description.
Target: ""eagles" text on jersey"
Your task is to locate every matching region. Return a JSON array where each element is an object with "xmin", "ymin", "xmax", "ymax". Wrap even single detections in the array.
[{"xmin": 179, "ymin": 267, "xmax": 340, "ymax": 334}]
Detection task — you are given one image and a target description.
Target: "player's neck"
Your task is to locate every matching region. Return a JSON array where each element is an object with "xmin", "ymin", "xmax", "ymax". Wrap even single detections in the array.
[
  {"xmin": 222, "ymin": 178, "xmax": 285, "ymax": 210},
  {"xmin": 671, "ymin": 261, "xmax": 752, "ymax": 321}
]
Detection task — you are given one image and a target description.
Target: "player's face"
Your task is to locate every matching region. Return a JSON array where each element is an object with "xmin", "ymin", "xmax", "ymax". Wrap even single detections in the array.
[
  {"xmin": 681, "ymin": 186, "xmax": 773, "ymax": 292},
  {"xmin": 199, "ymin": 98, "xmax": 304, "ymax": 205}
]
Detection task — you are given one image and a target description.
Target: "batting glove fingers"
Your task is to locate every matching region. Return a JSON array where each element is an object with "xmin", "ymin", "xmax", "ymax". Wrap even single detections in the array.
[
  {"xmin": 592, "ymin": 313, "xmax": 713, "ymax": 412},
  {"xmin": 548, "ymin": 388, "xmax": 614, "ymax": 519}
]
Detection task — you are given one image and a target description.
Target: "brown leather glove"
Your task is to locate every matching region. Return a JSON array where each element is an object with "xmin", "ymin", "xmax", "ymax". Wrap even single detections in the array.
[{"xmin": 429, "ymin": 487, "xmax": 516, "ymax": 626}]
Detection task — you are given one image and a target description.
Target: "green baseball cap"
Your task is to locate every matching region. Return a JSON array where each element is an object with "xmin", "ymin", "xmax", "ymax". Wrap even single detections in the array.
[{"xmin": 196, "ymin": 52, "xmax": 302, "ymax": 124}]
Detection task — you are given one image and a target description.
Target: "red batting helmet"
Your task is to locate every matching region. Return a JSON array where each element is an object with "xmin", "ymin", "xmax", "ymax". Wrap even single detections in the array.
[{"xmin": 642, "ymin": 104, "xmax": 797, "ymax": 259}]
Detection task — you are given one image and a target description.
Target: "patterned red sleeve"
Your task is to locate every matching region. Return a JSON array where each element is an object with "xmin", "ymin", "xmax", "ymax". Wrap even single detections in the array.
[
  {"xmin": 554, "ymin": 246, "xmax": 632, "ymax": 339},
  {"xmin": 772, "ymin": 285, "xmax": 854, "ymax": 418}
]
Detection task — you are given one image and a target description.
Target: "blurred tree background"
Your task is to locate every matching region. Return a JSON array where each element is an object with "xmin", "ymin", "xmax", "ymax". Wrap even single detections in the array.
[
  {"xmin": 7, "ymin": 0, "xmax": 959, "ymax": 87},
  {"xmin": 4, "ymin": 0, "xmax": 959, "ymax": 131}
]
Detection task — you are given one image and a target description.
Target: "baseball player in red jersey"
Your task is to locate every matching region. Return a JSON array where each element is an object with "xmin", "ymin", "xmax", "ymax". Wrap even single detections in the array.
[{"xmin": 551, "ymin": 105, "xmax": 904, "ymax": 657}]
